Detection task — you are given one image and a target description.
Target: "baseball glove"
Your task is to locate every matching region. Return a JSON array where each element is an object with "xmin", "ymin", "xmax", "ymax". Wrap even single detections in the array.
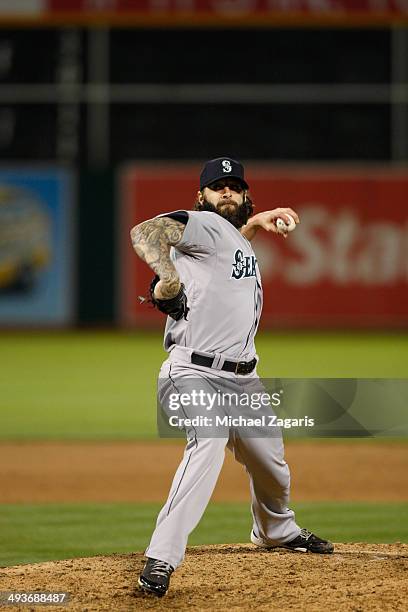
[{"xmin": 144, "ymin": 275, "xmax": 189, "ymax": 321}]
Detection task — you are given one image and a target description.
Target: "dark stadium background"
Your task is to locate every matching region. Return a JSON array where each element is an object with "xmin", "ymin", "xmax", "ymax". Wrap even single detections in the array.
[{"xmin": 1, "ymin": 21, "xmax": 405, "ymax": 324}]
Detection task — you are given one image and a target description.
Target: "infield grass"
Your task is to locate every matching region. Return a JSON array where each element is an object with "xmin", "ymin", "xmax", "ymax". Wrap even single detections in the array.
[
  {"xmin": 1, "ymin": 331, "xmax": 407, "ymax": 440},
  {"xmin": 0, "ymin": 501, "xmax": 407, "ymax": 567}
]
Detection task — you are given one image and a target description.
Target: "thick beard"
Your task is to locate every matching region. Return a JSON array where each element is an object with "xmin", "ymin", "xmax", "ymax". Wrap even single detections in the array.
[{"xmin": 196, "ymin": 197, "xmax": 250, "ymax": 229}]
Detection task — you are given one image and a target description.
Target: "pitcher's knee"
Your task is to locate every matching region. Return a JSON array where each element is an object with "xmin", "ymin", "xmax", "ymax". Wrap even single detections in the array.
[
  {"xmin": 257, "ymin": 462, "xmax": 291, "ymax": 497},
  {"xmin": 196, "ymin": 436, "xmax": 229, "ymax": 453},
  {"xmin": 274, "ymin": 464, "xmax": 291, "ymax": 492}
]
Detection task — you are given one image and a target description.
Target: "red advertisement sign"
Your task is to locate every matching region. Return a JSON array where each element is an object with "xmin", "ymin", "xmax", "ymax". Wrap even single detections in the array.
[
  {"xmin": 2, "ymin": 0, "xmax": 408, "ymax": 25},
  {"xmin": 119, "ymin": 164, "xmax": 408, "ymax": 329},
  {"xmin": 47, "ymin": 0, "xmax": 408, "ymax": 13}
]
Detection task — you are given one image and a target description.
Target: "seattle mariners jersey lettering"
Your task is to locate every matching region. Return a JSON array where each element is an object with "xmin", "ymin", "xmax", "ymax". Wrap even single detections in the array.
[
  {"xmin": 231, "ymin": 249, "xmax": 257, "ymax": 279},
  {"xmin": 162, "ymin": 210, "xmax": 262, "ymax": 361}
]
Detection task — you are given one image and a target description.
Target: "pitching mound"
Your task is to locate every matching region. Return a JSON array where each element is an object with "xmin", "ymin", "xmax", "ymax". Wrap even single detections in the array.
[{"xmin": 1, "ymin": 543, "xmax": 407, "ymax": 611}]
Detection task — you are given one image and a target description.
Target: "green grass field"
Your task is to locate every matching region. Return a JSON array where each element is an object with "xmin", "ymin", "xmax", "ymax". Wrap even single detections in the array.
[
  {"xmin": 1, "ymin": 501, "xmax": 407, "ymax": 567},
  {"xmin": 1, "ymin": 331, "xmax": 407, "ymax": 439},
  {"xmin": 1, "ymin": 331, "xmax": 407, "ymax": 565}
]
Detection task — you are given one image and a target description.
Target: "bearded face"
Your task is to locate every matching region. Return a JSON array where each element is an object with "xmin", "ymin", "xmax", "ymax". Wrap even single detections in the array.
[{"xmin": 193, "ymin": 193, "xmax": 254, "ymax": 229}]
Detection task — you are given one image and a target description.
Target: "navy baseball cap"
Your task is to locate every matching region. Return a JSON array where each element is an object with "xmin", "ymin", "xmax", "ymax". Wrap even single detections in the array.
[{"xmin": 200, "ymin": 157, "xmax": 249, "ymax": 191}]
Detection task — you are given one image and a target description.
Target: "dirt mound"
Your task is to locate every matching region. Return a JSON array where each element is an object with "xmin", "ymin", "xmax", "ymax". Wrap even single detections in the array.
[{"xmin": 1, "ymin": 543, "xmax": 407, "ymax": 611}]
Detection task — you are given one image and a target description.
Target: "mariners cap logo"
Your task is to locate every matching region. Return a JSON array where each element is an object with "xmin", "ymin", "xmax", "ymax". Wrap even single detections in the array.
[
  {"xmin": 199, "ymin": 157, "xmax": 249, "ymax": 191},
  {"xmin": 222, "ymin": 160, "xmax": 232, "ymax": 173}
]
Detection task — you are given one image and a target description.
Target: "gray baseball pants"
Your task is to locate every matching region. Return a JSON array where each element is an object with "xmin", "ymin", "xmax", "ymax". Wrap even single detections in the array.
[{"xmin": 145, "ymin": 347, "xmax": 301, "ymax": 569}]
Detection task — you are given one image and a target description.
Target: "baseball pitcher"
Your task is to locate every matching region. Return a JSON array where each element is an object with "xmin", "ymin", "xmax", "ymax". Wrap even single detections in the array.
[{"xmin": 130, "ymin": 157, "xmax": 334, "ymax": 598}]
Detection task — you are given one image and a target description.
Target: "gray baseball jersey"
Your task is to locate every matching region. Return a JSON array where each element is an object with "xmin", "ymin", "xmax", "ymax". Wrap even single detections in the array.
[{"xmin": 161, "ymin": 210, "xmax": 263, "ymax": 361}]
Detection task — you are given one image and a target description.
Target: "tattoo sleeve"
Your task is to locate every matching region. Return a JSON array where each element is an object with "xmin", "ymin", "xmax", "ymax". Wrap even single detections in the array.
[{"xmin": 130, "ymin": 217, "xmax": 185, "ymax": 299}]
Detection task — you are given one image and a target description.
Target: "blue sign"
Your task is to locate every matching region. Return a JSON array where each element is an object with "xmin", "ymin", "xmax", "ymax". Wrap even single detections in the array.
[{"xmin": 0, "ymin": 168, "xmax": 75, "ymax": 326}]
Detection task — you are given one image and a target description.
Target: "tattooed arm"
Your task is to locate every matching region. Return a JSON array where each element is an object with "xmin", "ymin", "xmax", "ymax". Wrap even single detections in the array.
[{"xmin": 130, "ymin": 217, "xmax": 185, "ymax": 299}]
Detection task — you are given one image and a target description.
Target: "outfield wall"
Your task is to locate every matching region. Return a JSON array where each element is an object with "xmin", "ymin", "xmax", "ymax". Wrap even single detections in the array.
[{"xmin": 0, "ymin": 163, "xmax": 406, "ymax": 329}]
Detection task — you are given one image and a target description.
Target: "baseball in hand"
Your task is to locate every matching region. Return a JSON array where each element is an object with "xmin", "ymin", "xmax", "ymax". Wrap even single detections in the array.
[{"xmin": 276, "ymin": 214, "xmax": 297, "ymax": 234}]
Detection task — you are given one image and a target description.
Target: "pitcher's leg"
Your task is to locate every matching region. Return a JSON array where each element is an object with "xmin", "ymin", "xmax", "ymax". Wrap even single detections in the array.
[
  {"xmin": 146, "ymin": 436, "xmax": 228, "ymax": 569},
  {"xmin": 231, "ymin": 434, "xmax": 300, "ymax": 544}
]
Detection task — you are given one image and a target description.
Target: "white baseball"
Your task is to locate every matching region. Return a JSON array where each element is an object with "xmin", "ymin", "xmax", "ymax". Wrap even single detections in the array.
[{"xmin": 276, "ymin": 214, "xmax": 296, "ymax": 234}]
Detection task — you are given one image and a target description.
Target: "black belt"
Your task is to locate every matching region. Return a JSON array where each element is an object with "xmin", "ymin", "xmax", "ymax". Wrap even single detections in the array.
[{"xmin": 191, "ymin": 352, "xmax": 257, "ymax": 375}]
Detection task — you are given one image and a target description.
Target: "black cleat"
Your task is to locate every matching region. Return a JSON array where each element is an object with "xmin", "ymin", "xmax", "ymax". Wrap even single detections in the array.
[
  {"xmin": 251, "ymin": 528, "xmax": 334, "ymax": 554},
  {"xmin": 138, "ymin": 557, "xmax": 174, "ymax": 597}
]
